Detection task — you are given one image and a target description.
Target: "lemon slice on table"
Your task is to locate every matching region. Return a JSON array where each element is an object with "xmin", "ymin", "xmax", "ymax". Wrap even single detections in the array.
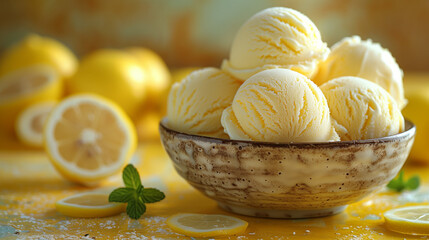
[
  {"xmin": 384, "ymin": 205, "xmax": 429, "ymax": 235},
  {"xmin": 0, "ymin": 65, "xmax": 62, "ymax": 135},
  {"xmin": 15, "ymin": 101, "xmax": 56, "ymax": 147},
  {"xmin": 56, "ymin": 192, "xmax": 125, "ymax": 218},
  {"xmin": 166, "ymin": 213, "xmax": 248, "ymax": 237},
  {"xmin": 44, "ymin": 94, "xmax": 137, "ymax": 185}
]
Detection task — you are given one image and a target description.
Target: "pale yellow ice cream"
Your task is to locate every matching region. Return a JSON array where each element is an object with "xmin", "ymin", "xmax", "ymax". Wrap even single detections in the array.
[
  {"xmin": 221, "ymin": 69, "xmax": 339, "ymax": 142},
  {"xmin": 167, "ymin": 68, "xmax": 241, "ymax": 138},
  {"xmin": 320, "ymin": 76, "xmax": 404, "ymax": 141},
  {"xmin": 221, "ymin": 7, "xmax": 330, "ymax": 81},
  {"xmin": 314, "ymin": 36, "xmax": 406, "ymax": 109}
]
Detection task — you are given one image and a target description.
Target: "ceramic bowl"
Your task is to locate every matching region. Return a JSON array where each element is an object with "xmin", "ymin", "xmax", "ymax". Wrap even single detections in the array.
[{"xmin": 159, "ymin": 119, "xmax": 415, "ymax": 218}]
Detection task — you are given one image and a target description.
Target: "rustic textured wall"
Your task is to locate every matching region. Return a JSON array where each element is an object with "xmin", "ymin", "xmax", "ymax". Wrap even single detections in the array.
[{"xmin": 0, "ymin": 0, "xmax": 428, "ymax": 71}]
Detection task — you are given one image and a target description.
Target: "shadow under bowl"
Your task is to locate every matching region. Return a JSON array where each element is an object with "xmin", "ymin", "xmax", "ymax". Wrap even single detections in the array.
[{"xmin": 159, "ymin": 119, "xmax": 415, "ymax": 218}]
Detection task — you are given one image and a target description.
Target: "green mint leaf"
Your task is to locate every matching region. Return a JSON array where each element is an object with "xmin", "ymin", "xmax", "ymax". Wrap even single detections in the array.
[
  {"xmin": 108, "ymin": 187, "xmax": 136, "ymax": 203},
  {"xmin": 109, "ymin": 163, "xmax": 165, "ymax": 220},
  {"xmin": 126, "ymin": 198, "xmax": 146, "ymax": 220},
  {"xmin": 387, "ymin": 171, "xmax": 420, "ymax": 192},
  {"xmin": 386, "ymin": 178, "xmax": 400, "ymax": 188},
  {"xmin": 398, "ymin": 170, "xmax": 404, "ymax": 182},
  {"xmin": 136, "ymin": 185, "xmax": 144, "ymax": 196},
  {"xmin": 406, "ymin": 175, "xmax": 420, "ymax": 190},
  {"xmin": 140, "ymin": 188, "xmax": 166, "ymax": 203},
  {"xmin": 386, "ymin": 179, "xmax": 403, "ymax": 192},
  {"xmin": 123, "ymin": 164, "xmax": 142, "ymax": 189}
]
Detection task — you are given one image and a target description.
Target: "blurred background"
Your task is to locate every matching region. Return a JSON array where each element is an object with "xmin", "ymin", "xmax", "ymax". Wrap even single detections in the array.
[
  {"xmin": 0, "ymin": 0, "xmax": 429, "ymax": 164},
  {"xmin": 1, "ymin": 0, "xmax": 429, "ymax": 71}
]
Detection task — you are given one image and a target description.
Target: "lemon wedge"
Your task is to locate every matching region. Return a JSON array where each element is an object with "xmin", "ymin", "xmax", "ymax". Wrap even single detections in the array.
[
  {"xmin": 15, "ymin": 101, "xmax": 56, "ymax": 147},
  {"xmin": 0, "ymin": 65, "xmax": 62, "ymax": 135},
  {"xmin": 56, "ymin": 192, "xmax": 125, "ymax": 218},
  {"xmin": 384, "ymin": 205, "xmax": 429, "ymax": 235},
  {"xmin": 44, "ymin": 94, "xmax": 137, "ymax": 185},
  {"xmin": 166, "ymin": 213, "xmax": 248, "ymax": 237}
]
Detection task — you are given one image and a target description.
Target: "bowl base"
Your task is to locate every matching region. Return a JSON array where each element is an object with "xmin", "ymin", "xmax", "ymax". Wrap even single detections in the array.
[{"xmin": 218, "ymin": 202, "xmax": 347, "ymax": 219}]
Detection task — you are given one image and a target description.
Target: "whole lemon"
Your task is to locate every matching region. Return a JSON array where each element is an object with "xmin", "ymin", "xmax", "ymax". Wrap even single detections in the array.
[
  {"xmin": 68, "ymin": 49, "xmax": 146, "ymax": 117},
  {"xmin": 126, "ymin": 48, "xmax": 170, "ymax": 113},
  {"xmin": 0, "ymin": 34, "xmax": 78, "ymax": 78},
  {"xmin": 0, "ymin": 65, "xmax": 62, "ymax": 136},
  {"xmin": 402, "ymin": 77, "xmax": 429, "ymax": 164}
]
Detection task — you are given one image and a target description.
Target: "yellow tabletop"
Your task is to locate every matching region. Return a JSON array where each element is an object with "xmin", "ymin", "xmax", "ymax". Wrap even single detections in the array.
[{"xmin": 1, "ymin": 142, "xmax": 429, "ymax": 240}]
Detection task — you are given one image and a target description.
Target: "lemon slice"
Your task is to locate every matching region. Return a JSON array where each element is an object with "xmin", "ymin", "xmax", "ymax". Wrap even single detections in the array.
[
  {"xmin": 166, "ymin": 213, "xmax": 248, "ymax": 237},
  {"xmin": 44, "ymin": 94, "xmax": 137, "ymax": 185},
  {"xmin": 15, "ymin": 101, "xmax": 56, "ymax": 147},
  {"xmin": 384, "ymin": 205, "xmax": 429, "ymax": 235},
  {"xmin": 56, "ymin": 192, "xmax": 125, "ymax": 218},
  {"xmin": 0, "ymin": 65, "xmax": 62, "ymax": 135}
]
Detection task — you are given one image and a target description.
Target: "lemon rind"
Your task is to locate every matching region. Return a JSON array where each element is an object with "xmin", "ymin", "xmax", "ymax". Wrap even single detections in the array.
[
  {"xmin": 44, "ymin": 94, "xmax": 137, "ymax": 184},
  {"xmin": 166, "ymin": 213, "xmax": 248, "ymax": 237}
]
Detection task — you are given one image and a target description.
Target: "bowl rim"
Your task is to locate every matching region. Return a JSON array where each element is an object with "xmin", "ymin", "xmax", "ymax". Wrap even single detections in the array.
[{"xmin": 159, "ymin": 118, "xmax": 415, "ymax": 148}]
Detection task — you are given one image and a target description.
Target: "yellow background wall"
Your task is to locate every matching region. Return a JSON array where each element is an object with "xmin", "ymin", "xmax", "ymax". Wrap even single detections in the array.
[{"xmin": 0, "ymin": 0, "xmax": 428, "ymax": 71}]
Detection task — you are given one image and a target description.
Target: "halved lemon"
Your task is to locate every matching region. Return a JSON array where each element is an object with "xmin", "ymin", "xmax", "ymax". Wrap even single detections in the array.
[
  {"xmin": 0, "ymin": 65, "xmax": 62, "ymax": 135},
  {"xmin": 166, "ymin": 213, "xmax": 248, "ymax": 237},
  {"xmin": 384, "ymin": 205, "xmax": 429, "ymax": 235},
  {"xmin": 15, "ymin": 101, "xmax": 56, "ymax": 147},
  {"xmin": 56, "ymin": 191, "xmax": 125, "ymax": 218},
  {"xmin": 44, "ymin": 94, "xmax": 137, "ymax": 185}
]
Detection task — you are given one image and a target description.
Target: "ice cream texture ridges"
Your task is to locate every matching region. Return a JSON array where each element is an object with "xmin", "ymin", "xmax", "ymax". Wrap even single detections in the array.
[
  {"xmin": 166, "ymin": 7, "xmax": 406, "ymax": 143},
  {"xmin": 167, "ymin": 68, "xmax": 241, "ymax": 138},
  {"xmin": 320, "ymin": 76, "xmax": 404, "ymax": 141},
  {"xmin": 314, "ymin": 36, "xmax": 406, "ymax": 109},
  {"xmin": 221, "ymin": 7, "xmax": 329, "ymax": 81},
  {"xmin": 221, "ymin": 69, "xmax": 339, "ymax": 142}
]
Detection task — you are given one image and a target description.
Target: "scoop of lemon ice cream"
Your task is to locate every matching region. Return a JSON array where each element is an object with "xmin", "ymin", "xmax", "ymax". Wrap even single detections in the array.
[
  {"xmin": 221, "ymin": 7, "xmax": 329, "ymax": 81},
  {"xmin": 167, "ymin": 68, "xmax": 241, "ymax": 138},
  {"xmin": 314, "ymin": 36, "xmax": 406, "ymax": 109},
  {"xmin": 221, "ymin": 69, "xmax": 339, "ymax": 142},
  {"xmin": 320, "ymin": 76, "xmax": 404, "ymax": 141}
]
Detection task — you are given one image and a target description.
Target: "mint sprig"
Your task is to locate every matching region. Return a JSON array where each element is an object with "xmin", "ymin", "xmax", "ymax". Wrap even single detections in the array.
[
  {"xmin": 109, "ymin": 164, "xmax": 165, "ymax": 219},
  {"xmin": 387, "ymin": 170, "xmax": 420, "ymax": 192}
]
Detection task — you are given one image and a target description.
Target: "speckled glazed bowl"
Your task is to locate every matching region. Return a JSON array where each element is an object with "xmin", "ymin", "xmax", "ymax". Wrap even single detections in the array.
[{"xmin": 159, "ymin": 119, "xmax": 415, "ymax": 218}]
